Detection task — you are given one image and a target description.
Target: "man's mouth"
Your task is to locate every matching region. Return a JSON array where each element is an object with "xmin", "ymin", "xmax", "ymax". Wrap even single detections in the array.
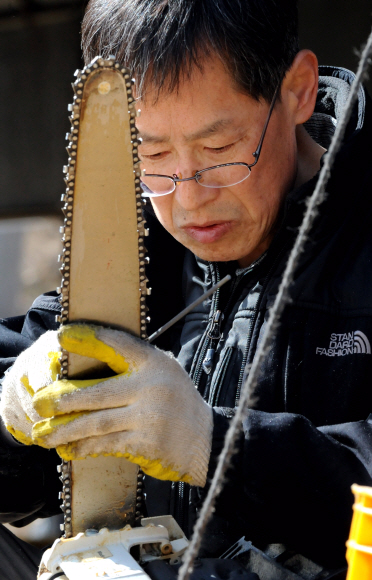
[{"xmin": 181, "ymin": 221, "xmax": 233, "ymax": 244}]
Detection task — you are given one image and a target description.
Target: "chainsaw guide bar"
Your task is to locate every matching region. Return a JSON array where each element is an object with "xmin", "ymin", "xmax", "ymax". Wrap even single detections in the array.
[{"xmin": 55, "ymin": 56, "xmax": 149, "ymax": 538}]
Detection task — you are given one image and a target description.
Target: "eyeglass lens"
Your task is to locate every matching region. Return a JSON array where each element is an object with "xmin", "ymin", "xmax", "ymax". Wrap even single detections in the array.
[
  {"xmin": 141, "ymin": 176, "xmax": 175, "ymax": 197},
  {"xmin": 196, "ymin": 164, "xmax": 250, "ymax": 188}
]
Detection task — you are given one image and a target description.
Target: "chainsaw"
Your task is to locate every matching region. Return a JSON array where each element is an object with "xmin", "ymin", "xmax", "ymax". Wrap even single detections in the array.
[{"xmin": 37, "ymin": 56, "xmax": 189, "ymax": 580}]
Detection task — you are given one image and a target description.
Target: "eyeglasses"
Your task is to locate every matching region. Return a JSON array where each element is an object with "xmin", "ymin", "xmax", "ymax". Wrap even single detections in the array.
[{"xmin": 140, "ymin": 84, "xmax": 280, "ymax": 198}]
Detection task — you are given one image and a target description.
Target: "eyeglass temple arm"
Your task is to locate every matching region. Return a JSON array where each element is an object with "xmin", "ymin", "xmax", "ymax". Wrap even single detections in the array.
[{"xmin": 250, "ymin": 83, "xmax": 281, "ymax": 168}]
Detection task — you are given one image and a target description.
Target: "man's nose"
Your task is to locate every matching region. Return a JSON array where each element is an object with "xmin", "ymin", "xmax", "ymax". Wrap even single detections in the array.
[{"xmin": 174, "ymin": 174, "xmax": 219, "ymax": 211}]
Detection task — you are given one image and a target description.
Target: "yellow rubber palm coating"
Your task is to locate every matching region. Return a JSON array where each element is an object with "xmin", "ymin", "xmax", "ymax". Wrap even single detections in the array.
[
  {"xmin": 20, "ymin": 375, "xmax": 34, "ymax": 397},
  {"xmin": 58, "ymin": 325, "xmax": 130, "ymax": 374},
  {"xmin": 32, "ymin": 411, "xmax": 89, "ymax": 447},
  {"xmin": 7, "ymin": 425, "xmax": 33, "ymax": 446},
  {"xmin": 56, "ymin": 443, "xmax": 193, "ymax": 484},
  {"xmin": 33, "ymin": 377, "xmax": 108, "ymax": 418},
  {"xmin": 48, "ymin": 351, "xmax": 62, "ymax": 381}
]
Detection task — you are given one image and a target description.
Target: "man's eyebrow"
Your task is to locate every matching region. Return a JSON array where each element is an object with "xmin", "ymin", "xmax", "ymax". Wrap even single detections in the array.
[
  {"xmin": 139, "ymin": 133, "xmax": 170, "ymax": 145},
  {"xmin": 184, "ymin": 118, "xmax": 234, "ymax": 142},
  {"xmin": 139, "ymin": 118, "xmax": 236, "ymax": 145}
]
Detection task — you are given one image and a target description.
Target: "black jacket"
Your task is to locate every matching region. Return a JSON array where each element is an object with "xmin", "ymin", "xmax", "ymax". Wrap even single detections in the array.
[{"xmin": 0, "ymin": 67, "xmax": 371, "ymax": 570}]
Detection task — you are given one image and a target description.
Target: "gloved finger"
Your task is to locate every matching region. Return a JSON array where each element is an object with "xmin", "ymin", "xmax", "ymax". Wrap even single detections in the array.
[
  {"xmin": 9, "ymin": 331, "xmax": 61, "ymax": 396},
  {"xmin": 25, "ymin": 332, "xmax": 61, "ymax": 393},
  {"xmin": 58, "ymin": 324, "xmax": 150, "ymax": 373},
  {"xmin": 1, "ymin": 373, "xmax": 35, "ymax": 444},
  {"xmin": 55, "ymin": 432, "xmax": 193, "ymax": 484},
  {"xmin": 8, "ymin": 428, "xmax": 33, "ymax": 446},
  {"xmin": 5, "ymin": 374, "xmax": 41, "ymax": 426},
  {"xmin": 4, "ymin": 411, "xmax": 34, "ymax": 446},
  {"xmin": 32, "ymin": 371, "xmax": 142, "ymax": 418},
  {"xmin": 31, "ymin": 405, "xmax": 137, "ymax": 448}
]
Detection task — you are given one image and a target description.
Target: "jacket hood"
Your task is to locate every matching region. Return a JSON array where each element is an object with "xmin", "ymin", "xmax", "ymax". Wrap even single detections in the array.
[{"xmin": 304, "ymin": 66, "xmax": 366, "ymax": 149}]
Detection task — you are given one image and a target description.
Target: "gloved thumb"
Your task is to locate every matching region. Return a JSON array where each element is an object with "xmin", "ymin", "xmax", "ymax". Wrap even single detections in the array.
[{"xmin": 58, "ymin": 324, "xmax": 151, "ymax": 373}]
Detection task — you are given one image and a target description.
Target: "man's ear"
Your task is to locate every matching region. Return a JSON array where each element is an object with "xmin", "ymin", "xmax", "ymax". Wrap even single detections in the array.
[{"xmin": 282, "ymin": 49, "xmax": 319, "ymax": 126}]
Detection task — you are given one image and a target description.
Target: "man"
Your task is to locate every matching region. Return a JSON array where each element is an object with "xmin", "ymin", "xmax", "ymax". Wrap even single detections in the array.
[{"xmin": 0, "ymin": 1, "xmax": 372, "ymax": 578}]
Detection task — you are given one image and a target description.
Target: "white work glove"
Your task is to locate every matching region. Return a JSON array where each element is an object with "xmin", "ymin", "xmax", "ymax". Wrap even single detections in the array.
[
  {"xmin": 2, "ymin": 324, "xmax": 213, "ymax": 487},
  {"xmin": 0, "ymin": 331, "xmax": 61, "ymax": 446}
]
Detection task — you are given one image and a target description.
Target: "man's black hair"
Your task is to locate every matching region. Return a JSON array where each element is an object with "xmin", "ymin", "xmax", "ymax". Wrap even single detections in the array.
[{"xmin": 82, "ymin": 0, "xmax": 299, "ymax": 102}]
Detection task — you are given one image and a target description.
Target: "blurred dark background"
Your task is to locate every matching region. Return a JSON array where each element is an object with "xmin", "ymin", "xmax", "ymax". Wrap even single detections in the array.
[
  {"xmin": 0, "ymin": 0, "xmax": 85, "ymax": 216},
  {"xmin": 0, "ymin": 0, "xmax": 371, "ymax": 216}
]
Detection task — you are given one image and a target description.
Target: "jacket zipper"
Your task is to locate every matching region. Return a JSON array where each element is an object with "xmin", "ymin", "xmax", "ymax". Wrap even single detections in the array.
[
  {"xmin": 191, "ymin": 264, "xmax": 221, "ymax": 388},
  {"xmin": 197, "ymin": 266, "xmax": 248, "ymax": 386},
  {"xmin": 203, "ymin": 268, "xmax": 258, "ymax": 403},
  {"xmin": 201, "ymin": 271, "xmax": 245, "ymax": 399},
  {"xmin": 176, "ymin": 481, "xmax": 186, "ymax": 530},
  {"xmin": 208, "ymin": 346, "xmax": 234, "ymax": 406},
  {"xmin": 234, "ymin": 242, "xmax": 291, "ymax": 405},
  {"xmin": 202, "ymin": 309, "xmax": 224, "ymax": 375}
]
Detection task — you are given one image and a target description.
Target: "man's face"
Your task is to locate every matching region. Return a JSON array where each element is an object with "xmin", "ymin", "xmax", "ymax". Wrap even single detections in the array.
[{"xmin": 137, "ymin": 56, "xmax": 298, "ymax": 266}]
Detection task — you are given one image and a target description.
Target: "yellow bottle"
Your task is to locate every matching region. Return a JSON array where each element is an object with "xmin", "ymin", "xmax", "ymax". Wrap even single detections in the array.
[{"xmin": 346, "ymin": 484, "xmax": 372, "ymax": 579}]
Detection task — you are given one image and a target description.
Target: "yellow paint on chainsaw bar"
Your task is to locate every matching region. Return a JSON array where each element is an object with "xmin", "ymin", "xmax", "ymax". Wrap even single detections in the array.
[
  {"xmin": 32, "ymin": 411, "xmax": 88, "ymax": 447},
  {"xmin": 58, "ymin": 325, "xmax": 130, "ymax": 374},
  {"xmin": 56, "ymin": 444, "xmax": 192, "ymax": 485}
]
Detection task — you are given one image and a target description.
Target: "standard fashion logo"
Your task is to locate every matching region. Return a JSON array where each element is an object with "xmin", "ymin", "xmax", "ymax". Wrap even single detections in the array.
[{"xmin": 316, "ymin": 331, "xmax": 371, "ymax": 357}]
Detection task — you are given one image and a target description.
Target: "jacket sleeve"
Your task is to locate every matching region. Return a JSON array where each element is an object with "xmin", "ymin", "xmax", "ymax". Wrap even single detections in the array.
[
  {"xmin": 207, "ymin": 408, "xmax": 372, "ymax": 570},
  {"xmin": 0, "ymin": 291, "xmax": 61, "ymax": 371},
  {"xmin": 0, "ymin": 292, "xmax": 61, "ymax": 525}
]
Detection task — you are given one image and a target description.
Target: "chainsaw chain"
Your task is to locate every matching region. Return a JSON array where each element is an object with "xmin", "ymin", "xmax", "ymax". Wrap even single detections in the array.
[{"xmin": 54, "ymin": 56, "xmax": 149, "ymax": 538}]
